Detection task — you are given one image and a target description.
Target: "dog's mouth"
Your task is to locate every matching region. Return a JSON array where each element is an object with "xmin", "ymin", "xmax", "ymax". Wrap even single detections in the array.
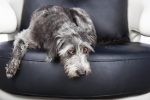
[
  {"xmin": 64, "ymin": 64, "xmax": 91, "ymax": 79},
  {"xmin": 76, "ymin": 68, "xmax": 86, "ymax": 76}
]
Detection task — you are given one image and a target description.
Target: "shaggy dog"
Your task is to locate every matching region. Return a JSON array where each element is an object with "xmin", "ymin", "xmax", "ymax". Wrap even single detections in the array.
[{"xmin": 5, "ymin": 5, "xmax": 97, "ymax": 79}]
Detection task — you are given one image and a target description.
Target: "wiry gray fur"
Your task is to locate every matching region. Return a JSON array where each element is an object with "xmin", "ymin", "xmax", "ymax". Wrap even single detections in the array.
[{"xmin": 5, "ymin": 5, "xmax": 97, "ymax": 79}]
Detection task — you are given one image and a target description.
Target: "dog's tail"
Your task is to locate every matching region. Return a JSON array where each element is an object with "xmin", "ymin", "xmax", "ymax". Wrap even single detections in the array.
[{"xmin": 5, "ymin": 29, "xmax": 29, "ymax": 78}]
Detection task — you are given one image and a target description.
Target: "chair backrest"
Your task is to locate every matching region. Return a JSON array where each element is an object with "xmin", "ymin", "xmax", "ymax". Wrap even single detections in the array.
[{"xmin": 20, "ymin": 0, "xmax": 129, "ymax": 43}]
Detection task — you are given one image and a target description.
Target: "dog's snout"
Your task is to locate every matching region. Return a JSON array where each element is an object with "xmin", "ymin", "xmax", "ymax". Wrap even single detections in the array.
[{"xmin": 76, "ymin": 69, "xmax": 86, "ymax": 76}]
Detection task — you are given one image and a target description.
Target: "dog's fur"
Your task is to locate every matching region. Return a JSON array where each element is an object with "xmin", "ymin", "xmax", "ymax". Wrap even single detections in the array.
[{"xmin": 5, "ymin": 5, "xmax": 97, "ymax": 79}]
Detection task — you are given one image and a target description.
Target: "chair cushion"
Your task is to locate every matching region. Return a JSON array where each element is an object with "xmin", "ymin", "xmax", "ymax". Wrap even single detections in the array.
[
  {"xmin": 0, "ymin": 41, "xmax": 150, "ymax": 98},
  {"xmin": 20, "ymin": 0, "xmax": 129, "ymax": 44}
]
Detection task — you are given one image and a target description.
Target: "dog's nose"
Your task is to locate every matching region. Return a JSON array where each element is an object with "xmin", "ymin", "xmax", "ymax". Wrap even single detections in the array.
[{"xmin": 76, "ymin": 69, "xmax": 86, "ymax": 76}]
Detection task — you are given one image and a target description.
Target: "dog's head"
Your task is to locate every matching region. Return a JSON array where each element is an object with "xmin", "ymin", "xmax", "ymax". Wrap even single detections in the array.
[{"xmin": 57, "ymin": 34, "xmax": 95, "ymax": 79}]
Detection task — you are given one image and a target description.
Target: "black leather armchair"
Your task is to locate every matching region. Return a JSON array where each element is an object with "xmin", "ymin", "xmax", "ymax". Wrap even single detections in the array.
[{"xmin": 0, "ymin": 0, "xmax": 150, "ymax": 99}]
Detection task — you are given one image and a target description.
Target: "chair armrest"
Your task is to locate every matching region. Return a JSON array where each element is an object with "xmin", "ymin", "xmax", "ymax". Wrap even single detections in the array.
[
  {"xmin": 0, "ymin": 0, "xmax": 17, "ymax": 34},
  {"xmin": 139, "ymin": 1, "xmax": 150, "ymax": 37},
  {"xmin": 8, "ymin": 0, "xmax": 24, "ymax": 30}
]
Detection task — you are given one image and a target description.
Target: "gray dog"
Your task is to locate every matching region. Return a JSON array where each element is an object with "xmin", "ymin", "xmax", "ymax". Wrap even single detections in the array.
[{"xmin": 5, "ymin": 5, "xmax": 97, "ymax": 79}]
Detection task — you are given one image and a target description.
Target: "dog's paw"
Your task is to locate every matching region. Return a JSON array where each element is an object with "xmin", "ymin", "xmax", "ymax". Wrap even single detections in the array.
[
  {"xmin": 45, "ymin": 57, "xmax": 53, "ymax": 63},
  {"xmin": 5, "ymin": 64, "xmax": 18, "ymax": 79},
  {"xmin": 6, "ymin": 72, "xmax": 13, "ymax": 79}
]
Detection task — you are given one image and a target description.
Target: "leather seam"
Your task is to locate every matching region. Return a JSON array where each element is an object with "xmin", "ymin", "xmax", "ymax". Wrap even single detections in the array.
[{"xmin": 1, "ymin": 56, "xmax": 150, "ymax": 62}]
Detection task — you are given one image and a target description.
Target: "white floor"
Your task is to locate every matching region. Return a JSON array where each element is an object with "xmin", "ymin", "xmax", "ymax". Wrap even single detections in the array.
[{"xmin": 0, "ymin": 90, "xmax": 150, "ymax": 100}]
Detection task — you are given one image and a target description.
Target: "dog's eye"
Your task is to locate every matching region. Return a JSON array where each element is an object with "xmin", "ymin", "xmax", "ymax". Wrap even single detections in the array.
[
  {"xmin": 83, "ymin": 47, "xmax": 89, "ymax": 54},
  {"xmin": 68, "ymin": 49, "xmax": 75, "ymax": 55}
]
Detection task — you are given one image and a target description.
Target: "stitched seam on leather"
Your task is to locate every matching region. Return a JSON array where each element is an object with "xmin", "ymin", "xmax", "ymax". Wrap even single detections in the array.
[
  {"xmin": 89, "ymin": 57, "xmax": 150, "ymax": 62},
  {"xmin": 1, "ymin": 56, "xmax": 150, "ymax": 62}
]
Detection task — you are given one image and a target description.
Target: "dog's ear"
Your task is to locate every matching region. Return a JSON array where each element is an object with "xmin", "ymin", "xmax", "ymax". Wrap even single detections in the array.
[
  {"xmin": 56, "ymin": 36, "xmax": 65, "ymax": 52},
  {"xmin": 70, "ymin": 8, "xmax": 97, "ymax": 47},
  {"xmin": 55, "ymin": 35, "xmax": 72, "ymax": 52},
  {"xmin": 79, "ymin": 30, "xmax": 97, "ymax": 47}
]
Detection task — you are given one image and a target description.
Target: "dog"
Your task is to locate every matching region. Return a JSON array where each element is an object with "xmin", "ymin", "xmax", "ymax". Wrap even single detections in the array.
[{"xmin": 5, "ymin": 5, "xmax": 97, "ymax": 79}]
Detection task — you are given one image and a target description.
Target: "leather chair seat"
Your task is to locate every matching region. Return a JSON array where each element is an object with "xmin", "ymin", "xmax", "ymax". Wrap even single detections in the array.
[{"xmin": 0, "ymin": 41, "xmax": 150, "ymax": 98}]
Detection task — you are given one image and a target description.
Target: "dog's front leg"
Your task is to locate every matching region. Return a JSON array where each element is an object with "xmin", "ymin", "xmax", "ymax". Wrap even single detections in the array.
[
  {"xmin": 45, "ymin": 49, "xmax": 56, "ymax": 63},
  {"xmin": 5, "ymin": 39, "xmax": 28, "ymax": 78}
]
